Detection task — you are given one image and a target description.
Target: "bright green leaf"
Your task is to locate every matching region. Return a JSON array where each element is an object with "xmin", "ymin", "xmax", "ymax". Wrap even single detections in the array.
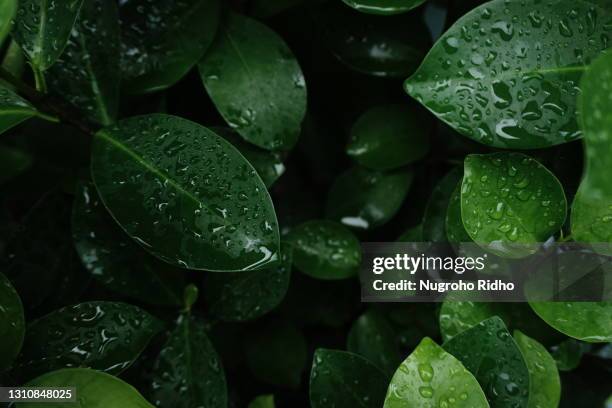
[
  {"xmin": 341, "ymin": 0, "xmax": 427, "ymax": 15},
  {"xmin": 0, "ymin": 85, "xmax": 38, "ymax": 134},
  {"xmin": 0, "ymin": 144, "xmax": 32, "ymax": 184},
  {"xmin": 529, "ymin": 302, "xmax": 612, "ymax": 342},
  {"xmin": 0, "ymin": 0, "xmax": 16, "ymax": 45},
  {"xmin": 91, "ymin": 114, "xmax": 280, "ymax": 272},
  {"xmin": 0, "ymin": 271, "xmax": 24, "ymax": 372},
  {"xmin": 422, "ymin": 166, "xmax": 462, "ymax": 242}
]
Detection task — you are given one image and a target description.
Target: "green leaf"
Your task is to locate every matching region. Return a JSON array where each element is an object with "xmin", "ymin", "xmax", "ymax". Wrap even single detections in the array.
[
  {"xmin": 347, "ymin": 310, "xmax": 401, "ymax": 376},
  {"xmin": 287, "ymin": 220, "xmax": 361, "ymax": 280},
  {"xmin": 0, "ymin": 0, "xmax": 16, "ymax": 45},
  {"xmin": 12, "ymin": 0, "xmax": 84, "ymax": 71},
  {"xmin": 0, "ymin": 84, "xmax": 38, "ymax": 134},
  {"xmin": 149, "ymin": 316, "xmax": 227, "ymax": 408},
  {"xmin": 341, "ymin": 0, "xmax": 427, "ymax": 15},
  {"xmin": 119, "ymin": 0, "xmax": 220, "ymax": 94},
  {"xmin": 17, "ymin": 368, "xmax": 154, "ymax": 408},
  {"xmin": 405, "ymin": 0, "xmax": 612, "ymax": 149},
  {"xmin": 422, "ymin": 166, "xmax": 463, "ymax": 242},
  {"xmin": 529, "ymin": 302, "xmax": 612, "ymax": 342},
  {"xmin": 443, "ymin": 316, "xmax": 530, "ymax": 408},
  {"xmin": 199, "ymin": 12, "xmax": 307, "ymax": 151},
  {"xmin": 310, "ymin": 349, "xmax": 388, "ymax": 408},
  {"xmin": 205, "ymin": 245, "xmax": 291, "ymax": 322},
  {"xmin": 47, "ymin": 0, "xmax": 120, "ymax": 125},
  {"xmin": 91, "ymin": 114, "xmax": 280, "ymax": 272},
  {"xmin": 445, "ymin": 182, "xmax": 472, "ymax": 243},
  {"xmin": 461, "ymin": 153, "xmax": 567, "ymax": 258},
  {"xmin": 248, "ymin": 395, "xmax": 275, "ymax": 408},
  {"xmin": 384, "ymin": 337, "xmax": 489, "ymax": 408},
  {"xmin": 550, "ymin": 338, "xmax": 590, "ymax": 371},
  {"xmin": 13, "ymin": 301, "xmax": 163, "ymax": 380},
  {"xmin": 347, "ymin": 105, "xmax": 431, "ymax": 170},
  {"xmin": 397, "ymin": 224, "xmax": 422, "ymax": 241},
  {"xmin": 572, "ymin": 50, "xmax": 612, "ymax": 251},
  {"xmin": 72, "ymin": 182, "xmax": 185, "ymax": 307},
  {"xmin": 0, "ymin": 271, "xmax": 24, "ymax": 372},
  {"xmin": 514, "ymin": 331, "xmax": 561, "ymax": 408},
  {"xmin": 0, "ymin": 144, "xmax": 32, "ymax": 184},
  {"xmin": 326, "ymin": 166, "xmax": 413, "ymax": 229}
]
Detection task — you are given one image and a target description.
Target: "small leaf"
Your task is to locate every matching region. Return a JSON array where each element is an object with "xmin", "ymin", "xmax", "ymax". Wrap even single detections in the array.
[
  {"xmin": 149, "ymin": 316, "xmax": 227, "ymax": 408},
  {"xmin": 12, "ymin": 0, "xmax": 84, "ymax": 70},
  {"xmin": 397, "ymin": 224, "xmax": 422, "ymax": 241},
  {"xmin": 0, "ymin": 271, "xmax": 25, "ymax": 372},
  {"xmin": 0, "ymin": 145, "xmax": 32, "ymax": 184},
  {"xmin": 17, "ymin": 368, "xmax": 154, "ymax": 408},
  {"xmin": 529, "ymin": 302, "xmax": 612, "ymax": 342},
  {"xmin": 384, "ymin": 337, "xmax": 489, "ymax": 408},
  {"xmin": 326, "ymin": 166, "xmax": 413, "ymax": 229},
  {"xmin": 514, "ymin": 331, "xmax": 561, "ymax": 408},
  {"xmin": 13, "ymin": 301, "xmax": 163, "ymax": 380},
  {"xmin": 550, "ymin": 339, "xmax": 590, "ymax": 371},
  {"xmin": 405, "ymin": 0, "xmax": 612, "ymax": 149},
  {"xmin": 287, "ymin": 220, "xmax": 361, "ymax": 280},
  {"xmin": 461, "ymin": 153, "xmax": 567, "ymax": 258},
  {"xmin": 443, "ymin": 316, "xmax": 530, "ymax": 408},
  {"xmin": 91, "ymin": 114, "xmax": 280, "ymax": 272},
  {"xmin": 0, "ymin": 85, "xmax": 38, "ymax": 134},
  {"xmin": 310, "ymin": 349, "xmax": 388, "ymax": 408},
  {"xmin": 341, "ymin": 0, "xmax": 427, "ymax": 15},
  {"xmin": 119, "ymin": 0, "xmax": 220, "ymax": 94},
  {"xmin": 422, "ymin": 166, "xmax": 463, "ymax": 242},
  {"xmin": 445, "ymin": 183, "xmax": 472, "ymax": 243},
  {"xmin": 248, "ymin": 395, "xmax": 275, "ymax": 408},
  {"xmin": 199, "ymin": 13, "xmax": 307, "ymax": 151},
  {"xmin": 347, "ymin": 105, "xmax": 431, "ymax": 170},
  {"xmin": 0, "ymin": 0, "xmax": 16, "ymax": 45}
]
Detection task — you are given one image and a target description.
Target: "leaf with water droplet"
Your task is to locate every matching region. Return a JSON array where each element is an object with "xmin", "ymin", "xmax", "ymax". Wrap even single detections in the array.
[
  {"xmin": 18, "ymin": 368, "xmax": 154, "ymax": 407},
  {"xmin": 384, "ymin": 337, "xmax": 489, "ymax": 407},
  {"xmin": 91, "ymin": 114, "xmax": 280, "ymax": 272},
  {"xmin": 199, "ymin": 12, "xmax": 307, "ymax": 151},
  {"xmin": 0, "ymin": 271, "xmax": 25, "ymax": 372},
  {"xmin": 0, "ymin": 144, "xmax": 32, "ymax": 185},
  {"xmin": 13, "ymin": 301, "xmax": 163, "ymax": 381},
  {"xmin": 72, "ymin": 182, "xmax": 185, "ymax": 307},
  {"xmin": 248, "ymin": 394, "xmax": 275, "ymax": 408},
  {"xmin": 0, "ymin": 0, "xmax": 16, "ymax": 46},
  {"xmin": 310, "ymin": 348, "xmax": 388, "ymax": 408},
  {"xmin": 405, "ymin": 0, "xmax": 612, "ymax": 149},
  {"xmin": 148, "ymin": 315, "xmax": 227, "ymax": 408},
  {"xmin": 443, "ymin": 316, "xmax": 530, "ymax": 408},
  {"xmin": 422, "ymin": 166, "xmax": 463, "ymax": 242},
  {"xmin": 286, "ymin": 220, "xmax": 361, "ymax": 280},
  {"xmin": 119, "ymin": 0, "xmax": 219, "ymax": 94},
  {"xmin": 0, "ymin": 84, "xmax": 39, "ymax": 134},
  {"xmin": 528, "ymin": 302, "xmax": 612, "ymax": 342},
  {"xmin": 341, "ymin": 0, "xmax": 427, "ymax": 15},
  {"xmin": 462, "ymin": 153, "xmax": 567, "ymax": 258},
  {"xmin": 514, "ymin": 330, "xmax": 560, "ymax": 408}
]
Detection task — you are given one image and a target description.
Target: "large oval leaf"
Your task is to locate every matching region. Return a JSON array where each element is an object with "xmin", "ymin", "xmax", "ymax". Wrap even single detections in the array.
[
  {"xmin": 405, "ymin": 0, "xmax": 612, "ymax": 149},
  {"xmin": 0, "ymin": 84, "xmax": 38, "ymax": 134},
  {"xmin": 529, "ymin": 302, "xmax": 612, "ymax": 342},
  {"xmin": 119, "ymin": 0, "xmax": 219, "ymax": 94},
  {"xmin": 443, "ymin": 316, "xmax": 530, "ymax": 408},
  {"xmin": 199, "ymin": 13, "xmax": 307, "ymax": 151},
  {"xmin": 0, "ymin": 271, "xmax": 24, "ymax": 372},
  {"xmin": 461, "ymin": 153, "xmax": 566, "ymax": 258},
  {"xmin": 0, "ymin": 0, "xmax": 16, "ymax": 45},
  {"xmin": 341, "ymin": 0, "xmax": 427, "ymax": 15},
  {"xmin": 17, "ymin": 368, "xmax": 154, "ymax": 408},
  {"xmin": 310, "ymin": 349, "xmax": 388, "ymax": 408},
  {"xmin": 13, "ymin": 301, "xmax": 163, "ymax": 380},
  {"xmin": 149, "ymin": 316, "xmax": 227, "ymax": 408},
  {"xmin": 91, "ymin": 114, "xmax": 280, "ymax": 272},
  {"xmin": 384, "ymin": 337, "xmax": 489, "ymax": 408}
]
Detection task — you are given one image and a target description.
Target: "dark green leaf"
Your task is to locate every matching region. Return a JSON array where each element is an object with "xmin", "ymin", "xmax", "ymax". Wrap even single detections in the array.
[
  {"xmin": 0, "ymin": 144, "xmax": 32, "ymax": 184},
  {"xmin": 397, "ymin": 224, "xmax": 422, "ymax": 241},
  {"xmin": 341, "ymin": 0, "xmax": 427, "ymax": 15},
  {"xmin": 405, "ymin": 0, "xmax": 612, "ymax": 149},
  {"xmin": 0, "ymin": 0, "xmax": 16, "ymax": 45},
  {"xmin": 248, "ymin": 395, "xmax": 275, "ymax": 408},
  {"xmin": 326, "ymin": 166, "xmax": 413, "ymax": 229},
  {"xmin": 550, "ymin": 339, "xmax": 590, "ymax": 371},
  {"xmin": 384, "ymin": 337, "xmax": 488, "ymax": 407},
  {"xmin": 445, "ymin": 182, "xmax": 472, "ymax": 243},
  {"xmin": 119, "ymin": 0, "xmax": 220, "ymax": 94},
  {"xmin": 13, "ymin": 301, "xmax": 163, "ymax": 380},
  {"xmin": 422, "ymin": 166, "xmax": 462, "ymax": 242},
  {"xmin": 72, "ymin": 182, "xmax": 185, "ymax": 307},
  {"xmin": 0, "ymin": 85, "xmax": 38, "ymax": 134},
  {"xmin": 149, "ymin": 316, "xmax": 227, "ymax": 408},
  {"xmin": 199, "ymin": 13, "xmax": 307, "ymax": 150},
  {"xmin": 529, "ymin": 302, "xmax": 612, "ymax": 342},
  {"xmin": 91, "ymin": 114, "xmax": 280, "ymax": 272},
  {"xmin": 287, "ymin": 220, "xmax": 361, "ymax": 280},
  {"xmin": 347, "ymin": 105, "xmax": 431, "ymax": 170},
  {"xmin": 0, "ymin": 271, "xmax": 24, "ymax": 372},
  {"xmin": 310, "ymin": 349, "xmax": 388, "ymax": 408}
]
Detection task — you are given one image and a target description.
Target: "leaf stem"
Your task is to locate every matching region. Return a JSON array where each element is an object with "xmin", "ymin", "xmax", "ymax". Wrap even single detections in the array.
[{"xmin": 32, "ymin": 65, "xmax": 48, "ymax": 93}]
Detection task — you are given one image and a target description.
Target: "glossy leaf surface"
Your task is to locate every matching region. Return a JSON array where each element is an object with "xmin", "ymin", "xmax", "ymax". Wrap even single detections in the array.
[
  {"xmin": 0, "ymin": 271, "xmax": 25, "ymax": 372},
  {"xmin": 529, "ymin": 302, "xmax": 612, "ymax": 342},
  {"xmin": 91, "ymin": 114, "xmax": 280, "ymax": 272},
  {"xmin": 406, "ymin": 0, "xmax": 612, "ymax": 149},
  {"xmin": 341, "ymin": 0, "xmax": 427, "ymax": 15},
  {"xmin": 384, "ymin": 337, "xmax": 488, "ymax": 407},
  {"xmin": 0, "ymin": 0, "xmax": 16, "ymax": 45},
  {"xmin": 199, "ymin": 13, "xmax": 307, "ymax": 150},
  {"xmin": 0, "ymin": 85, "xmax": 38, "ymax": 134}
]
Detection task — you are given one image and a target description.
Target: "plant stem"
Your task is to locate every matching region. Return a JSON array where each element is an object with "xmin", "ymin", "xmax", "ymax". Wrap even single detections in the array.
[{"xmin": 32, "ymin": 65, "xmax": 48, "ymax": 93}]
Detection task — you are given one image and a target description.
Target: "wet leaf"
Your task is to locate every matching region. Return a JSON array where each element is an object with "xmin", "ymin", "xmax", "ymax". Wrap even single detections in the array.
[
  {"xmin": 514, "ymin": 331, "xmax": 561, "ymax": 408},
  {"xmin": 461, "ymin": 153, "xmax": 567, "ymax": 258},
  {"xmin": 72, "ymin": 182, "xmax": 185, "ymax": 307},
  {"xmin": 341, "ymin": 0, "xmax": 427, "ymax": 15},
  {"xmin": 199, "ymin": 13, "xmax": 307, "ymax": 151},
  {"xmin": 248, "ymin": 395, "xmax": 275, "ymax": 408},
  {"xmin": 119, "ymin": 0, "xmax": 220, "ymax": 94},
  {"xmin": 0, "ymin": 145, "xmax": 32, "ymax": 184},
  {"xmin": 405, "ymin": 0, "xmax": 612, "ymax": 149},
  {"xmin": 310, "ymin": 349, "xmax": 388, "ymax": 408},
  {"xmin": 326, "ymin": 166, "xmax": 413, "ymax": 229},
  {"xmin": 149, "ymin": 315, "xmax": 227, "ymax": 408},
  {"xmin": 529, "ymin": 302, "xmax": 612, "ymax": 342},
  {"xmin": 384, "ymin": 337, "xmax": 489, "ymax": 407},
  {"xmin": 0, "ymin": 84, "xmax": 38, "ymax": 134},
  {"xmin": 550, "ymin": 338, "xmax": 590, "ymax": 371},
  {"xmin": 443, "ymin": 316, "xmax": 530, "ymax": 408},
  {"xmin": 91, "ymin": 114, "xmax": 280, "ymax": 272},
  {"xmin": 287, "ymin": 220, "xmax": 361, "ymax": 280},
  {"xmin": 422, "ymin": 166, "xmax": 462, "ymax": 242},
  {"xmin": 13, "ymin": 301, "xmax": 163, "ymax": 380},
  {"xmin": 17, "ymin": 368, "xmax": 154, "ymax": 408},
  {"xmin": 0, "ymin": 0, "xmax": 16, "ymax": 45},
  {"xmin": 0, "ymin": 271, "xmax": 24, "ymax": 372}
]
